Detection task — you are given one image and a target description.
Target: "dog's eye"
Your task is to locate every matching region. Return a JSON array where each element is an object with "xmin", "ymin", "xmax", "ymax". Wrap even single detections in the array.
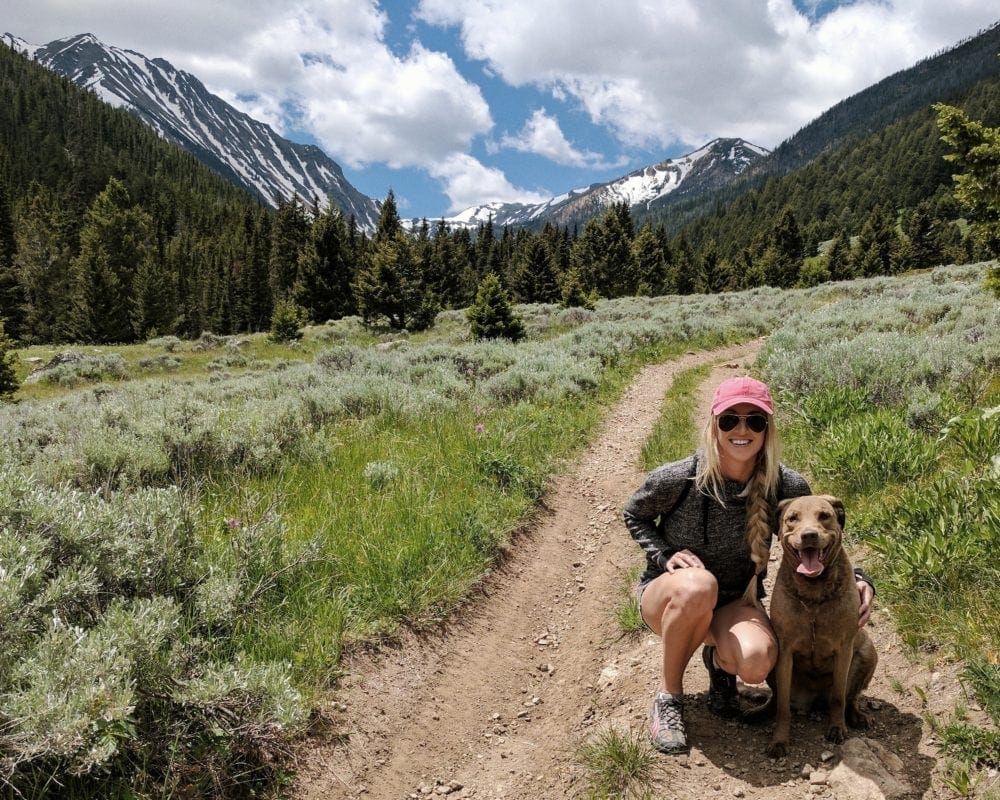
[
  {"xmin": 818, "ymin": 511, "xmax": 830, "ymax": 521},
  {"xmin": 785, "ymin": 513, "xmax": 799, "ymax": 523}
]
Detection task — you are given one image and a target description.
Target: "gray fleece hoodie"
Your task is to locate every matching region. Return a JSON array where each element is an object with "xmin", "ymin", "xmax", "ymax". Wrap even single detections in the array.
[{"xmin": 622, "ymin": 452, "xmax": 811, "ymax": 607}]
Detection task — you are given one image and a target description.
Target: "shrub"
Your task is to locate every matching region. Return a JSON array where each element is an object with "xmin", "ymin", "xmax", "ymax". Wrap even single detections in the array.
[
  {"xmin": 138, "ymin": 354, "xmax": 181, "ymax": 371},
  {"xmin": 985, "ymin": 264, "xmax": 1000, "ymax": 299},
  {"xmin": 363, "ymin": 460, "xmax": 401, "ymax": 489},
  {"xmin": 146, "ymin": 335, "xmax": 182, "ymax": 352},
  {"xmin": 0, "ymin": 471, "xmax": 310, "ymax": 795},
  {"xmin": 193, "ymin": 331, "xmax": 225, "ymax": 350},
  {"xmin": 809, "ymin": 409, "xmax": 938, "ymax": 495},
  {"xmin": 39, "ymin": 353, "xmax": 130, "ymax": 386}
]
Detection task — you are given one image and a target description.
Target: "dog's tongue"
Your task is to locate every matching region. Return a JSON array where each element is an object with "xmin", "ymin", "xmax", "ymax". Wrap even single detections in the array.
[{"xmin": 796, "ymin": 548, "xmax": 825, "ymax": 577}]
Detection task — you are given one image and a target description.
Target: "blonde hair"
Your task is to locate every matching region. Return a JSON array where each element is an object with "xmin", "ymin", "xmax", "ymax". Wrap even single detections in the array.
[{"xmin": 695, "ymin": 412, "xmax": 781, "ymax": 608}]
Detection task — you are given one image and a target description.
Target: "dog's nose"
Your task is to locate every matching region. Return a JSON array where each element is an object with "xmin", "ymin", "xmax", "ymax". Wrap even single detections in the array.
[{"xmin": 799, "ymin": 529, "xmax": 820, "ymax": 548}]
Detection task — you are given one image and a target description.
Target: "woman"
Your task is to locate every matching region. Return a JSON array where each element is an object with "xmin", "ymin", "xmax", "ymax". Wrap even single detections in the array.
[{"xmin": 622, "ymin": 376, "xmax": 874, "ymax": 754}]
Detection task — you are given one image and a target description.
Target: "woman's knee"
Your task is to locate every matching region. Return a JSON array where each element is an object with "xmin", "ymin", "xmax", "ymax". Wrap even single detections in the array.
[
  {"xmin": 666, "ymin": 569, "xmax": 718, "ymax": 613},
  {"xmin": 736, "ymin": 634, "xmax": 777, "ymax": 684}
]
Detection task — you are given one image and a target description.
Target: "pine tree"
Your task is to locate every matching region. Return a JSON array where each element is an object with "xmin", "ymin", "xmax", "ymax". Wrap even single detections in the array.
[
  {"xmin": 269, "ymin": 196, "xmax": 309, "ymax": 302},
  {"xmin": 269, "ymin": 298, "xmax": 308, "ymax": 342},
  {"xmin": 595, "ymin": 207, "xmax": 637, "ymax": 297},
  {"xmin": 0, "ymin": 180, "xmax": 25, "ymax": 340},
  {"xmin": 935, "ymin": 102, "xmax": 1000, "ymax": 257},
  {"xmin": 671, "ymin": 234, "xmax": 697, "ymax": 295},
  {"xmin": 560, "ymin": 267, "xmax": 597, "ymax": 310},
  {"xmin": 466, "ymin": 273, "xmax": 524, "ymax": 341},
  {"xmin": 570, "ymin": 217, "xmax": 603, "ymax": 294},
  {"xmin": 352, "ymin": 231, "xmax": 417, "ymax": 329},
  {"xmin": 768, "ymin": 208, "xmax": 804, "ymax": 287},
  {"xmin": 13, "ymin": 182, "xmax": 75, "ymax": 343},
  {"xmin": 0, "ymin": 320, "xmax": 18, "ymax": 400},
  {"xmin": 511, "ymin": 238, "xmax": 560, "ymax": 303},
  {"xmin": 903, "ymin": 201, "xmax": 945, "ymax": 269},
  {"xmin": 697, "ymin": 239, "xmax": 726, "ymax": 294},
  {"xmin": 429, "ymin": 219, "xmax": 462, "ymax": 308},
  {"xmin": 294, "ymin": 206, "xmax": 353, "ymax": 322},
  {"xmin": 825, "ymin": 231, "xmax": 853, "ymax": 281},
  {"xmin": 848, "ymin": 206, "xmax": 899, "ymax": 277},
  {"xmin": 631, "ymin": 224, "xmax": 667, "ymax": 296},
  {"xmin": 374, "ymin": 190, "xmax": 402, "ymax": 245},
  {"xmin": 69, "ymin": 178, "xmax": 153, "ymax": 342},
  {"xmin": 245, "ymin": 210, "xmax": 273, "ymax": 332},
  {"xmin": 131, "ymin": 252, "xmax": 178, "ymax": 338},
  {"xmin": 475, "ymin": 217, "xmax": 496, "ymax": 280}
]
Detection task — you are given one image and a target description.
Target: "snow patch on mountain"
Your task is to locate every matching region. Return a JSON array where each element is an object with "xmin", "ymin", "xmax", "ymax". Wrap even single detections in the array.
[{"xmin": 429, "ymin": 138, "xmax": 769, "ymax": 230}]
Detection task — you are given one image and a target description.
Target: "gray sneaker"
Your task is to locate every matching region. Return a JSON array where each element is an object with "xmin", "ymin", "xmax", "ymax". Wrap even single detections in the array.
[{"xmin": 649, "ymin": 691, "xmax": 687, "ymax": 753}]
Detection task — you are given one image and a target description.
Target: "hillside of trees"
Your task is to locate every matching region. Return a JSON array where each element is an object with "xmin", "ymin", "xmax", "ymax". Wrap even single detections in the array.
[{"xmin": 1, "ymin": 34, "xmax": 997, "ymax": 349}]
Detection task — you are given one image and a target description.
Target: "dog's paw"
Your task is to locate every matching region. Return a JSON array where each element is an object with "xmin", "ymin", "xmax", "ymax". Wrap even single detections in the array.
[
  {"xmin": 825, "ymin": 723, "xmax": 847, "ymax": 743},
  {"xmin": 766, "ymin": 740, "xmax": 788, "ymax": 758},
  {"xmin": 847, "ymin": 706, "xmax": 872, "ymax": 729}
]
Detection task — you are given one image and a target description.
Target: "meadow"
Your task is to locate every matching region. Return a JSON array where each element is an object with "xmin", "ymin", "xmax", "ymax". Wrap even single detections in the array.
[{"xmin": 0, "ymin": 263, "xmax": 997, "ymax": 797}]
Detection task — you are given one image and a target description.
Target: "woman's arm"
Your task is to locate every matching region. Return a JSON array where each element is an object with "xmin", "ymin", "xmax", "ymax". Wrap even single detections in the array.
[{"xmin": 622, "ymin": 456, "xmax": 696, "ymax": 570}]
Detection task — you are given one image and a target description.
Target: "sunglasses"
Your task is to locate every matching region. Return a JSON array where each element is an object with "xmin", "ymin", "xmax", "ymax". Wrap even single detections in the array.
[{"xmin": 717, "ymin": 413, "xmax": 769, "ymax": 433}]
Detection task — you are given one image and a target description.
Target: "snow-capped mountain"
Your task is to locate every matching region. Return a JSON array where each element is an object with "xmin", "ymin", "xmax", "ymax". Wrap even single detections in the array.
[
  {"xmin": 434, "ymin": 138, "xmax": 768, "ymax": 230},
  {"xmin": 3, "ymin": 33, "xmax": 380, "ymax": 229}
]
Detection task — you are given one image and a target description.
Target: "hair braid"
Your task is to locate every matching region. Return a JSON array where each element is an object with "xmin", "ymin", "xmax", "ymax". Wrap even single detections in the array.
[{"xmin": 742, "ymin": 465, "xmax": 774, "ymax": 609}]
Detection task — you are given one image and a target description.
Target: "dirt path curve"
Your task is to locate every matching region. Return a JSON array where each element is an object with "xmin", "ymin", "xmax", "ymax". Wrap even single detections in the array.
[{"xmin": 295, "ymin": 340, "xmax": 973, "ymax": 800}]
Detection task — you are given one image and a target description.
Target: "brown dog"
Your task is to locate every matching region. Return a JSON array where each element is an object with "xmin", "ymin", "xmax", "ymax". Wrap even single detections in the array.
[{"xmin": 764, "ymin": 494, "xmax": 877, "ymax": 757}]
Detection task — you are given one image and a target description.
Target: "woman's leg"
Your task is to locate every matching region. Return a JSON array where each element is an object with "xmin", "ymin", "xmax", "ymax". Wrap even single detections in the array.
[
  {"xmin": 640, "ymin": 569, "xmax": 718, "ymax": 694},
  {"xmin": 705, "ymin": 598, "xmax": 777, "ymax": 685}
]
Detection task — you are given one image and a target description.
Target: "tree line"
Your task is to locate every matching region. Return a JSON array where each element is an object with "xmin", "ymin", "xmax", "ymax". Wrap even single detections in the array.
[{"xmin": 1, "ymin": 168, "xmax": 988, "ymax": 348}]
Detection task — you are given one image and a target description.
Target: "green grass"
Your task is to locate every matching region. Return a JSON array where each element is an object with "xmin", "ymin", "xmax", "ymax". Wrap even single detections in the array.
[
  {"xmin": 578, "ymin": 727, "xmax": 656, "ymax": 800},
  {"xmin": 616, "ymin": 567, "xmax": 645, "ymax": 635},
  {"xmin": 640, "ymin": 362, "xmax": 713, "ymax": 471}
]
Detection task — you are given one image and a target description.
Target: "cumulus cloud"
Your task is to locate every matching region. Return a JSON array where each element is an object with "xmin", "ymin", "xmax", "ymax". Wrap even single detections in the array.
[
  {"xmin": 499, "ymin": 109, "xmax": 626, "ymax": 169},
  {"xmin": 416, "ymin": 0, "xmax": 1000, "ymax": 149},
  {"xmin": 190, "ymin": 3, "xmax": 493, "ymax": 168},
  {"xmin": 429, "ymin": 154, "xmax": 550, "ymax": 213}
]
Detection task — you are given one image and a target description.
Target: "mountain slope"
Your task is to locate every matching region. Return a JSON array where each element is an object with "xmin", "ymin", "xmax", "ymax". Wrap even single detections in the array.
[
  {"xmin": 3, "ymin": 32, "xmax": 380, "ymax": 229},
  {"xmin": 438, "ymin": 138, "xmax": 767, "ymax": 230}
]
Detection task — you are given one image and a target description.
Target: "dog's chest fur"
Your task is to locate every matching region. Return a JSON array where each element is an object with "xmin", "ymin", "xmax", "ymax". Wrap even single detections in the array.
[{"xmin": 770, "ymin": 552, "xmax": 859, "ymax": 672}]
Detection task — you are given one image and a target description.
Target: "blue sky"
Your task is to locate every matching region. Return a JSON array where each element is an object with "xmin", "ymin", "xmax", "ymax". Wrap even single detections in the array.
[{"xmin": 5, "ymin": 1, "xmax": 999, "ymax": 219}]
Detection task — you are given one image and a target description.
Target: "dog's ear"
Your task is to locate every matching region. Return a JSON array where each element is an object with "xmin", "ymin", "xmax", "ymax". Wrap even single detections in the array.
[
  {"xmin": 777, "ymin": 497, "xmax": 795, "ymax": 521},
  {"xmin": 819, "ymin": 495, "xmax": 845, "ymax": 528}
]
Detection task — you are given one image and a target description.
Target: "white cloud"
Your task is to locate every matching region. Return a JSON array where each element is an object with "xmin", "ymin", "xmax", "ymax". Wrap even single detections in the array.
[
  {"xmin": 499, "ymin": 109, "xmax": 626, "ymax": 169},
  {"xmin": 416, "ymin": 0, "xmax": 1000, "ymax": 149},
  {"xmin": 429, "ymin": 154, "xmax": 550, "ymax": 212}
]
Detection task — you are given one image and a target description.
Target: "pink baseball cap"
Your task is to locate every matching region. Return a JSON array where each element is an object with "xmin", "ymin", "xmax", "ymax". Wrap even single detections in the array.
[{"xmin": 710, "ymin": 376, "xmax": 774, "ymax": 416}]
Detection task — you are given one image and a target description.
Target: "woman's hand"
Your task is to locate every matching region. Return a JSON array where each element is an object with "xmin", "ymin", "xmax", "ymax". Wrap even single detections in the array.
[
  {"xmin": 856, "ymin": 579, "xmax": 874, "ymax": 627},
  {"xmin": 665, "ymin": 549, "xmax": 705, "ymax": 573}
]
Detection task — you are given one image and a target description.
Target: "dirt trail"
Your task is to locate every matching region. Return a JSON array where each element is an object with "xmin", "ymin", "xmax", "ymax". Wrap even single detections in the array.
[{"xmin": 295, "ymin": 341, "xmax": 979, "ymax": 800}]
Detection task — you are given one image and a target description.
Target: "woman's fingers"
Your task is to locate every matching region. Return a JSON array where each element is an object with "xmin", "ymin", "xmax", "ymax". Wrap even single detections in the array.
[{"xmin": 666, "ymin": 549, "xmax": 705, "ymax": 572}]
